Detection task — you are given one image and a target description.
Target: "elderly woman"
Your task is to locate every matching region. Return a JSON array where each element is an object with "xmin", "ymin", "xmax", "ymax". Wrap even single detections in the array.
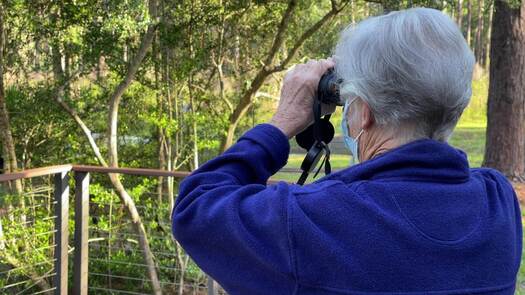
[{"xmin": 172, "ymin": 7, "xmax": 521, "ymax": 295}]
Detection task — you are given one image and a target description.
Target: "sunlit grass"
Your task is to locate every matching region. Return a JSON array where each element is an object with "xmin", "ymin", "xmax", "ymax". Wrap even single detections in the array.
[
  {"xmin": 458, "ymin": 74, "xmax": 489, "ymax": 129},
  {"xmin": 272, "ymin": 153, "xmax": 352, "ymax": 183},
  {"xmin": 275, "ymin": 125, "xmax": 486, "ymax": 183},
  {"xmin": 518, "ymin": 217, "xmax": 525, "ymax": 294},
  {"xmin": 449, "ymin": 127, "xmax": 486, "ymax": 167}
]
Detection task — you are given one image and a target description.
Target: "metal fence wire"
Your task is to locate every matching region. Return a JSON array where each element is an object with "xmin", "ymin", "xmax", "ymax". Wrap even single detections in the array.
[
  {"xmin": 86, "ymin": 175, "xmax": 221, "ymax": 295},
  {"xmin": 0, "ymin": 176, "xmax": 62, "ymax": 295},
  {"xmin": 0, "ymin": 165, "xmax": 301, "ymax": 295}
]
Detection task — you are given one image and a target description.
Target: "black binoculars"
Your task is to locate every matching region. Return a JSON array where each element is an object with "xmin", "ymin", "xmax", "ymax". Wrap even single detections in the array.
[
  {"xmin": 294, "ymin": 68, "xmax": 344, "ymax": 185},
  {"xmin": 317, "ymin": 68, "xmax": 345, "ymax": 107}
]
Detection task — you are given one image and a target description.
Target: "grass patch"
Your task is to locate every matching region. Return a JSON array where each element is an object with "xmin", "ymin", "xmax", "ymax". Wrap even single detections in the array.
[
  {"xmin": 272, "ymin": 154, "xmax": 353, "ymax": 184},
  {"xmin": 518, "ymin": 224, "xmax": 525, "ymax": 294},
  {"xmin": 284, "ymin": 153, "xmax": 352, "ymax": 170},
  {"xmin": 449, "ymin": 127, "xmax": 486, "ymax": 167},
  {"xmin": 458, "ymin": 74, "xmax": 488, "ymax": 129},
  {"xmin": 277, "ymin": 126, "xmax": 486, "ymax": 182}
]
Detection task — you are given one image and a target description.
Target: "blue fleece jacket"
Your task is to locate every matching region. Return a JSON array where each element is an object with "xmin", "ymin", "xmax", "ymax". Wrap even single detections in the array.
[{"xmin": 172, "ymin": 123, "xmax": 522, "ymax": 295}]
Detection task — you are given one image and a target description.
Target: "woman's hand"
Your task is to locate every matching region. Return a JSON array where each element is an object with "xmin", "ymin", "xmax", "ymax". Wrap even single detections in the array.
[{"xmin": 269, "ymin": 59, "xmax": 336, "ymax": 139}]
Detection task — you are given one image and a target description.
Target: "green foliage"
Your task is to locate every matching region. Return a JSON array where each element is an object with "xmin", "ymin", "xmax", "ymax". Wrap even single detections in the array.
[
  {"xmin": 84, "ymin": 179, "xmax": 207, "ymax": 293},
  {"xmin": 5, "ymin": 85, "xmax": 78, "ymax": 167},
  {"xmin": 0, "ymin": 0, "xmax": 512, "ymax": 293},
  {"xmin": 0, "ymin": 182, "xmax": 64, "ymax": 293},
  {"xmin": 518, "ymin": 224, "xmax": 525, "ymax": 293}
]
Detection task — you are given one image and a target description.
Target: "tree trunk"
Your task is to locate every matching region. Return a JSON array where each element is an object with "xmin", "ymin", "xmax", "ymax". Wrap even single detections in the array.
[
  {"xmin": 350, "ymin": 0, "xmax": 355, "ymax": 24},
  {"xmin": 0, "ymin": 9, "xmax": 47, "ymax": 284},
  {"xmin": 160, "ymin": 26, "xmax": 175, "ymax": 214},
  {"xmin": 56, "ymin": 91, "xmax": 162, "ymax": 294},
  {"xmin": 380, "ymin": 0, "xmax": 400, "ymax": 13},
  {"xmin": 0, "ymin": 8, "xmax": 22, "ymax": 194},
  {"xmin": 467, "ymin": 0, "xmax": 472, "ymax": 46},
  {"xmin": 475, "ymin": 0, "xmax": 485, "ymax": 62},
  {"xmin": 483, "ymin": 0, "xmax": 525, "ymax": 181},
  {"xmin": 219, "ymin": 70, "xmax": 267, "ymax": 152},
  {"xmin": 157, "ymin": 130, "xmax": 166, "ymax": 203},
  {"xmin": 96, "ymin": 55, "xmax": 107, "ymax": 80},
  {"xmin": 153, "ymin": 30, "xmax": 165, "ymax": 204},
  {"xmin": 106, "ymin": 0, "xmax": 162, "ymax": 293},
  {"xmin": 188, "ymin": 80, "xmax": 199, "ymax": 170},
  {"xmin": 482, "ymin": 1, "xmax": 494, "ymax": 68},
  {"xmin": 187, "ymin": 5, "xmax": 199, "ymax": 170},
  {"xmin": 107, "ymin": 175, "xmax": 163, "ymax": 294},
  {"xmin": 457, "ymin": 0, "xmax": 463, "ymax": 29}
]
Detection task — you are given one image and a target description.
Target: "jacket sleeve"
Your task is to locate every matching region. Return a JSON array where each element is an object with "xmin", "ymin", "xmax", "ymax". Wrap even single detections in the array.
[{"xmin": 171, "ymin": 123, "xmax": 296, "ymax": 294}]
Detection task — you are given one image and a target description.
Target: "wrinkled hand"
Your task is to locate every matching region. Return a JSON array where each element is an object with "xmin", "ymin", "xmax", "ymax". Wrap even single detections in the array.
[{"xmin": 270, "ymin": 59, "xmax": 336, "ymax": 139}]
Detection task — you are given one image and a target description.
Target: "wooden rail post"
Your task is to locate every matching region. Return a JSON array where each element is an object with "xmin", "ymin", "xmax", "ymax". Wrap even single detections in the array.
[
  {"xmin": 73, "ymin": 172, "xmax": 90, "ymax": 295},
  {"xmin": 54, "ymin": 172, "xmax": 69, "ymax": 295}
]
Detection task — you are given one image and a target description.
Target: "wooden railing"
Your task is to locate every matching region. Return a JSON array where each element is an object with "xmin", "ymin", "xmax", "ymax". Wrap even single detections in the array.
[
  {"xmin": 0, "ymin": 165, "xmax": 250, "ymax": 295},
  {"xmin": 0, "ymin": 165, "xmax": 72, "ymax": 295}
]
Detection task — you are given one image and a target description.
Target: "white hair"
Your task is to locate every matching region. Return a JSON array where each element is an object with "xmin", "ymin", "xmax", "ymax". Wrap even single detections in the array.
[{"xmin": 334, "ymin": 7, "xmax": 475, "ymax": 141}]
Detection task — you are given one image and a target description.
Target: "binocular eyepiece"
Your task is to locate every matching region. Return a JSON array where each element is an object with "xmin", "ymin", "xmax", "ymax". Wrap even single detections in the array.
[{"xmin": 317, "ymin": 68, "xmax": 344, "ymax": 107}]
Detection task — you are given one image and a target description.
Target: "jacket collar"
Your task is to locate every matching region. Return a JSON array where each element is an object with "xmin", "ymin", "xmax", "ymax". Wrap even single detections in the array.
[{"xmin": 317, "ymin": 139, "xmax": 470, "ymax": 184}]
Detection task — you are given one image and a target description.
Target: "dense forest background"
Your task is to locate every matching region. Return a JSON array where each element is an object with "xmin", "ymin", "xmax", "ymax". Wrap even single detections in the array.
[{"xmin": 0, "ymin": 0, "xmax": 524, "ymax": 294}]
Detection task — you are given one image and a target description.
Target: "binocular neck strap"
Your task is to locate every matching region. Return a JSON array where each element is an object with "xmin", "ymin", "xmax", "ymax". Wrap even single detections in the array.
[
  {"xmin": 313, "ymin": 99, "xmax": 332, "ymax": 141},
  {"xmin": 296, "ymin": 100, "xmax": 333, "ymax": 186}
]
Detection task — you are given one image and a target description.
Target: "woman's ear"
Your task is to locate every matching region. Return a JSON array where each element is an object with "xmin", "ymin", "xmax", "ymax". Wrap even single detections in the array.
[{"xmin": 360, "ymin": 102, "xmax": 374, "ymax": 130}]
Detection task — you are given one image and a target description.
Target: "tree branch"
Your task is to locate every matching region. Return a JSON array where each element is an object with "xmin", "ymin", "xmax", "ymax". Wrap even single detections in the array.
[
  {"xmin": 0, "ymin": 6, "xmax": 22, "ymax": 193},
  {"xmin": 105, "ymin": 1, "xmax": 162, "ymax": 293},
  {"xmin": 219, "ymin": 0, "xmax": 348, "ymax": 151},
  {"xmin": 52, "ymin": 1, "xmax": 163, "ymax": 294},
  {"xmin": 263, "ymin": 0, "xmax": 298, "ymax": 69},
  {"xmin": 54, "ymin": 94, "xmax": 108, "ymax": 167},
  {"xmin": 51, "ymin": 67, "xmax": 109, "ymax": 166},
  {"xmin": 108, "ymin": 0, "xmax": 159, "ymax": 168},
  {"xmin": 270, "ymin": 1, "xmax": 349, "ymax": 73},
  {"xmin": 331, "ymin": 0, "xmax": 338, "ymax": 10},
  {"xmin": 211, "ymin": 50, "xmax": 233, "ymax": 112}
]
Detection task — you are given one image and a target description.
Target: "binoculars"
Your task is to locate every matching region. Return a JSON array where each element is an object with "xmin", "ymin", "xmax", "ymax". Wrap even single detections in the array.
[
  {"xmin": 317, "ymin": 68, "xmax": 345, "ymax": 107},
  {"xmin": 295, "ymin": 68, "xmax": 344, "ymax": 185}
]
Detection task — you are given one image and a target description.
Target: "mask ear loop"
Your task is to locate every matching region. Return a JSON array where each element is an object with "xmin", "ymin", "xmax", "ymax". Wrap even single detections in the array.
[
  {"xmin": 344, "ymin": 96, "xmax": 365, "ymax": 164},
  {"xmin": 355, "ymin": 129, "xmax": 364, "ymax": 140}
]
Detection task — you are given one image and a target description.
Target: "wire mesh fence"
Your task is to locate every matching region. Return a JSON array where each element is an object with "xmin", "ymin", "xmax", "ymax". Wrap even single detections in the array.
[
  {"xmin": 0, "ymin": 177, "xmax": 60, "ymax": 295},
  {"xmin": 82, "ymin": 167, "xmax": 307, "ymax": 294},
  {"xmin": 0, "ymin": 166, "xmax": 301, "ymax": 295},
  {"xmin": 84, "ymin": 172, "xmax": 226, "ymax": 295}
]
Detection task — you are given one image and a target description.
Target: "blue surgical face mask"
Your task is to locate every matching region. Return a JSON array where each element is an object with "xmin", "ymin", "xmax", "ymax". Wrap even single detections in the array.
[{"xmin": 341, "ymin": 98, "xmax": 364, "ymax": 164}]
